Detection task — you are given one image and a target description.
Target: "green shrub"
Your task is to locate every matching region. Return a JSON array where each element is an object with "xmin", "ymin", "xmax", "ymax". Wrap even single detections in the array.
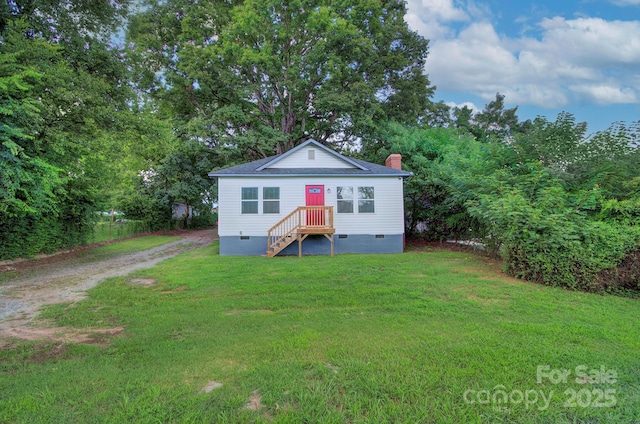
[
  {"xmin": 469, "ymin": 184, "xmax": 640, "ymax": 292},
  {"xmin": 117, "ymin": 193, "xmax": 174, "ymax": 232},
  {"xmin": 188, "ymin": 209, "xmax": 216, "ymax": 229},
  {"xmin": 0, "ymin": 211, "xmax": 93, "ymax": 260}
]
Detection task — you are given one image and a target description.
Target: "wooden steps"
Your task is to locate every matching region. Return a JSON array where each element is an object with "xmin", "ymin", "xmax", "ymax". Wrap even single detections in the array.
[{"xmin": 266, "ymin": 206, "xmax": 335, "ymax": 257}]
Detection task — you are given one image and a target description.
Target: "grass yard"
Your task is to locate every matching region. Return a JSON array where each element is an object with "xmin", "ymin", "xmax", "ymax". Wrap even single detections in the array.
[
  {"xmin": 1, "ymin": 242, "xmax": 638, "ymax": 423},
  {"xmin": 88, "ymin": 235, "xmax": 181, "ymax": 257}
]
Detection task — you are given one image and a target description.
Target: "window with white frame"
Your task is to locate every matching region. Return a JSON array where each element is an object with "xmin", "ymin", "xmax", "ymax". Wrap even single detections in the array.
[
  {"xmin": 241, "ymin": 187, "xmax": 258, "ymax": 214},
  {"xmin": 337, "ymin": 186, "xmax": 354, "ymax": 213},
  {"xmin": 358, "ymin": 186, "xmax": 375, "ymax": 213},
  {"xmin": 263, "ymin": 187, "xmax": 280, "ymax": 214}
]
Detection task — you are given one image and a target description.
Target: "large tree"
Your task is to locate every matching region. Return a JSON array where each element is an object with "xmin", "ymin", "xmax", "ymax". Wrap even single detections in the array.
[
  {"xmin": 450, "ymin": 93, "xmax": 527, "ymax": 142},
  {"xmin": 0, "ymin": 1, "xmax": 140, "ymax": 258},
  {"xmin": 129, "ymin": 0, "xmax": 434, "ymax": 158}
]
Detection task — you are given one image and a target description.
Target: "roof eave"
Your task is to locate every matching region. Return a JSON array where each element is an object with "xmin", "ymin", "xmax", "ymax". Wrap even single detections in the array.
[{"xmin": 209, "ymin": 172, "xmax": 412, "ymax": 178}]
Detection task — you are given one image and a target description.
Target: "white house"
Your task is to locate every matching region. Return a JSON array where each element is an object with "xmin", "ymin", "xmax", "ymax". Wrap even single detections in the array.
[{"xmin": 208, "ymin": 139, "xmax": 412, "ymax": 256}]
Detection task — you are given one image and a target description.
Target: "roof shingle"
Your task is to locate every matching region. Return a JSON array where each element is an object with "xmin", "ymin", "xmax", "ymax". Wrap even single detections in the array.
[{"xmin": 208, "ymin": 140, "xmax": 412, "ymax": 178}]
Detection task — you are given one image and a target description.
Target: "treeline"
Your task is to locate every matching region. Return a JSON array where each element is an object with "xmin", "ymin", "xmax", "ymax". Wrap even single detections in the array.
[
  {"xmin": 0, "ymin": 0, "xmax": 215, "ymax": 259},
  {"xmin": 1, "ymin": 1, "xmax": 638, "ymax": 294},
  {"xmin": 362, "ymin": 113, "xmax": 640, "ymax": 293}
]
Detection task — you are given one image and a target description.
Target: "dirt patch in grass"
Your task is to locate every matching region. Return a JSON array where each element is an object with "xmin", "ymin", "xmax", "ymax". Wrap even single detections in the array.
[
  {"xmin": 26, "ymin": 342, "xmax": 72, "ymax": 363},
  {"xmin": 200, "ymin": 381, "xmax": 223, "ymax": 393},
  {"xmin": 129, "ymin": 277, "xmax": 157, "ymax": 287},
  {"xmin": 245, "ymin": 390, "xmax": 265, "ymax": 410},
  {"xmin": 325, "ymin": 362, "xmax": 340, "ymax": 373},
  {"xmin": 0, "ymin": 324, "xmax": 125, "ymax": 349}
]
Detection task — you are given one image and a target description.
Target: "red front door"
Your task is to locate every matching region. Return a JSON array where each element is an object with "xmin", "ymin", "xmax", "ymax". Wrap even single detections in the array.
[{"xmin": 305, "ymin": 185, "xmax": 324, "ymax": 226}]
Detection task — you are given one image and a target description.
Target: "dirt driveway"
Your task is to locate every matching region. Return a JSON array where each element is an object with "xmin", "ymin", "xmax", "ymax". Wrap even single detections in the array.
[{"xmin": 0, "ymin": 229, "xmax": 217, "ymax": 346}]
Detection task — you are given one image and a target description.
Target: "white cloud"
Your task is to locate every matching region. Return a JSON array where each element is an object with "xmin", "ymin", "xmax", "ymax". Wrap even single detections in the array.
[
  {"xmin": 501, "ymin": 84, "xmax": 570, "ymax": 109},
  {"xmin": 427, "ymin": 23, "xmax": 523, "ymax": 100},
  {"xmin": 445, "ymin": 101, "xmax": 480, "ymax": 113},
  {"xmin": 408, "ymin": 1, "xmax": 640, "ymax": 108},
  {"xmin": 610, "ymin": 0, "xmax": 640, "ymax": 5},
  {"xmin": 569, "ymin": 84, "xmax": 638, "ymax": 104},
  {"xmin": 538, "ymin": 17, "xmax": 640, "ymax": 66},
  {"xmin": 414, "ymin": 0, "xmax": 469, "ymax": 22},
  {"xmin": 405, "ymin": 0, "xmax": 469, "ymax": 39}
]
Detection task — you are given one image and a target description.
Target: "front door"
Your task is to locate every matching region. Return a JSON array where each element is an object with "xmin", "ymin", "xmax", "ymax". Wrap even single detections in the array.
[{"xmin": 305, "ymin": 185, "xmax": 324, "ymax": 226}]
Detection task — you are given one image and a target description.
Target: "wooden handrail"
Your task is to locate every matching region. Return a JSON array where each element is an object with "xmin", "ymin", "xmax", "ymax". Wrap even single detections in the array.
[{"xmin": 267, "ymin": 206, "xmax": 334, "ymax": 256}]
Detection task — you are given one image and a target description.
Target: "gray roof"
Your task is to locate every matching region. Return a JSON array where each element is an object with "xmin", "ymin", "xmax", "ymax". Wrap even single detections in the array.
[{"xmin": 208, "ymin": 139, "xmax": 412, "ymax": 178}]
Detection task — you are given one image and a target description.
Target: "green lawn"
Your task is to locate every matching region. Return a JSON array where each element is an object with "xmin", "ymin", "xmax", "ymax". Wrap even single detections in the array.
[
  {"xmin": 1, "ymin": 242, "xmax": 638, "ymax": 423},
  {"xmin": 88, "ymin": 235, "xmax": 180, "ymax": 256}
]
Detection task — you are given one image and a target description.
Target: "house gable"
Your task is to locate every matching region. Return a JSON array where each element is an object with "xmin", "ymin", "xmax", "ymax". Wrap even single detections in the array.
[
  {"xmin": 256, "ymin": 139, "xmax": 367, "ymax": 171},
  {"xmin": 209, "ymin": 139, "xmax": 411, "ymax": 178},
  {"xmin": 265, "ymin": 144, "xmax": 355, "ymax": 169}
]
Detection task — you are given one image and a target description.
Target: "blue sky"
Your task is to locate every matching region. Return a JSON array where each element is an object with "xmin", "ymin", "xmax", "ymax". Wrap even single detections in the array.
[{"xmin": 405, "ymin": 0, "xmax": 640, "ymax": 133}]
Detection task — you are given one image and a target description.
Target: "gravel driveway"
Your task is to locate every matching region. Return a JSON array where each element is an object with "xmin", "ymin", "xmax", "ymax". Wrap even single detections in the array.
[{"xmin": 0, "ymin": 229, "xmax": 217, "ymax": 345}]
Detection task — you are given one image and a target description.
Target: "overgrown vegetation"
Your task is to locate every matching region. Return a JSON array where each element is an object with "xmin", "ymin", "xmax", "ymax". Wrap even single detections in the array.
[
  {"xmin": 0, "ymin": 2, "xmax": 214, "ymax": 260},
  {"xmin": 1, "ymin": 243, "xmax": 638, "ymax": 422},
  {"xmin": 363, "ymin": 118, "xmax": 640, "ymax": 293}
]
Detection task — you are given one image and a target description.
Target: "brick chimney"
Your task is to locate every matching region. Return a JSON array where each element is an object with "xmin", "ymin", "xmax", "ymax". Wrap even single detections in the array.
[{"xmin": 385, "ymin": 154, "xmax": 402, "ymax": 170}]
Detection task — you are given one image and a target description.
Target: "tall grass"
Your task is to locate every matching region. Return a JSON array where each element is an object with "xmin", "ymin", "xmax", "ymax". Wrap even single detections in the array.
[
  {"xmin": 90, "ymin": 215, "xmax": 170, "ymax": 243},
  {"xmin": 91, "ymin": 212, "xmax": 216, "ymax": 244}
]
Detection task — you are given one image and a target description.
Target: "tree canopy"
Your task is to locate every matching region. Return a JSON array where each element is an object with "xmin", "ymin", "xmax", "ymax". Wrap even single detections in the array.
[
  {"xmin": 0, "ymin": 0, "xmax": 149, "ymax": 258},
  {"xmin": 128, "ymin": 0, "xmax": 434, "ymax": 158}
]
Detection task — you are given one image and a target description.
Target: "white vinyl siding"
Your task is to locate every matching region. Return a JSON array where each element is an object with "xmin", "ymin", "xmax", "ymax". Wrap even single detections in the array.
[
  {"xmin": 268, "ymin": 146, "xmax": 355, "ymax": 169},
  {"xmin": 217, "ymin": 177, "xmax": 404, "ymax": 237}
]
